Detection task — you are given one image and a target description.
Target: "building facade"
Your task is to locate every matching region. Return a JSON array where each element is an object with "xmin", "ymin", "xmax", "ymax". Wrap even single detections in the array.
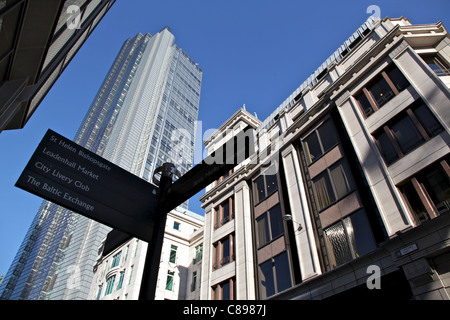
[
  {"xmin": 87, "ymin": 208, "xmax": 204, "ymax": 300},
  {"xmin": 0, "ymin": 27, "xmax": 202, "ymax": 300},
  {"xmin": 0, "ymin": 0, "xmax": 116, "ymax": 132},
  {"xmin": 200, "ymin": 17, "xmax": 450, "ymax": 300}
]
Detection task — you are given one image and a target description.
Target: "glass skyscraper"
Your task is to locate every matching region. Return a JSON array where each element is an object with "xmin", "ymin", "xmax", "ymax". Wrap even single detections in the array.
[{"xmin": 0, "ymin": 27, "xmax": 202, "ymax": 300}]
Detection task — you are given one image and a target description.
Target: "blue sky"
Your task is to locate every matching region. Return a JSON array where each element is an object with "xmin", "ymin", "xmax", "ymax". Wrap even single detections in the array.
[{"xmin": 0, "ymin": 0, "xmax": 449, "ymax": 276}]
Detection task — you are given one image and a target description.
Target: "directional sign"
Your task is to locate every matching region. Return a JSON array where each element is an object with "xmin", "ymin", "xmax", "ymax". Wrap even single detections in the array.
[
  {"xmin": 165, "ymin": 126, "xmax": 255, "ymax": 212},
  {"xmin": 16, "ymin": 129, "xmax": 159, "ymax": 243}
]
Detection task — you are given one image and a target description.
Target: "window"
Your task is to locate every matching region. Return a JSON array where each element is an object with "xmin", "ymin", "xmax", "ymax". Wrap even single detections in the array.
[
  {"xmin": 312, "ymin": 160, "xmax": 355, "ymax": 211},
  {"xmin": 212, "ymin": 278, "xmax": 235, "ymax": 300},
  {"xmin": 324, "ymin": 210, "xmax": 376, "ymax": 268},
  {"xmin": 214, "ymin": 197, "xmax": 234, "ymax": 229},
  {"xmin": 117, "ymin": 271, "xmax": 125, "ymax": 290},
  {"xmin": 213, "ymin": 234, "xmax": 234, "ymax": 270},
  {"xmin": 169, "ymin": 245, "xmax": 177, "ymax": 263},
  {"xmin": 303, "ymin": 119, "xmax": 340, "ymax": 164},
  {"xmin": 256, "ymin": 204, "xmax": 284, "ymax": 248},
  {"xmin": 105, "ymin": 275, "xmax": 116, "ymax": 296},
  {"xmin": 253, "ymin": 170, "xmax": 279, "ymax": 203},
  {"xmin": 258, "ymin": 252, "xmax": 292, "ymax": 299},
  {"xmin": 173, "ymin": 222, "xmax": 180, "ymax": 230},
  {"xmin": 374, "ymin": 101, "xmax": 444, "ymax": 165},
  {"xmin": 128, "ymin": 265, "xmax": 133, "ymax": 285},
  {"xmin": 422, "ymin": 55, "xmax": 450, "ymax": 77},
  {"xmin": 193, "ymin": 244, "xmax": 203, "ymax": 264},
  {"xmin": 191, "ymin": 271, "xmax": 198, "ymax": 292},
  {"xmin": 111, "ymin": 252, "xmax": 121, "ymax": 268},
  {"xmin": 134, "ymin": 240, "xmax": 139, "ymax": 257},
  {"xmin": 356, "ymin": 64, "xmax": 410, "ymax": 118},
  {"xmin": 400, "ymin": 160, "xmax": 450, "ymax": 224},
  {"xmin": 96, "ymin": 285, "xmax": 103, "ymax": 300},
  {"xmin": 166, "ymin": 271, "xmax": 175, "ymax": 291}
]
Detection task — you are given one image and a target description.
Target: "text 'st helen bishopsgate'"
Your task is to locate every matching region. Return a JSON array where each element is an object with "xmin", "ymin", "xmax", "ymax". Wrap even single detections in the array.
[{"xmin": 16, "ymin": 130, "xmax": 159, "ymax": 243}]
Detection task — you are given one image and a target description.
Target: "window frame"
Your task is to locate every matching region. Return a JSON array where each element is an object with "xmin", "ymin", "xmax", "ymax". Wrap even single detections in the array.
[
  {"xmin": 311, "ymin": 159, "xmax": 356, "ymax": 212},
  {"xmin": 373, "ymin": 100, "xmax": 444, "ymax": 165},
  {"xmin": 355, "ymin": 64, "xmax": 410, "ymax": 118},
  {"xmin": 212, "ymin": 233, "xmax": 235, "ymax": 270},
  {"xmin": 252, "ymin": 168, "xmax": 279, "ymax": 205},
  {"xmin": 255, "ymin": 203, "xmax": 285, "ymax": 248},
  {"xmin": 211, "ymin": 277, "xmax": 235, "ymax": 300},
  {"xmin": 400, "ymin": 159, "xmax": 450, "ymax": 225},
  {"xmin": 257, "ymin": 251, "xmax": 293, "ymax": 299},
  {"xmin": 169, "ymin": 245, "xmax": 178, "ymax": 263},
  {"xmin": 323, "ymin": 210, "xmax": 377, "ymax": 268},
  {"xmin": 302, "ymin": 118, "xmax": 340, "ymax": 165},
  {"xmin": 214, "ymin": 196, "xmax": 234, "ymax": 229}
]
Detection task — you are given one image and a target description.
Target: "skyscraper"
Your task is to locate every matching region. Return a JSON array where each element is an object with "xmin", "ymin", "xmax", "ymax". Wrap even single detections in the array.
[{"xmin": 0, "ymin": 27, "xmax": 202, "ymax": 300}]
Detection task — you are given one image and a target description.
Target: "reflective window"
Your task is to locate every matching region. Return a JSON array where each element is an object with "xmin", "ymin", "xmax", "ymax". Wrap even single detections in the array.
[
  {"xmin": 313, "ymin": 171, "xmax": 336, "ymax": 211},
  {"xmin": 312, "ymin": 160, "xmax": 355, "ymax": 211},
  {"xmin": 414, "ymin": 103, "xmax": 443, "ymax": 137},
  {"xmin": 258, "ymin": 252, "xmax": 292, "ymax": 299},
  {"xmin": 368, "ymin": 75, "xmax": 395, "ymax": 107},
  {"xmin": 356, "ymin": 92, "xmax": 374, "ymax": 118},
  {"xmin": 374, "ymin": 101, "xmax": 443, "ymax": 165},
  {"xmin": 256, "ymin": 204, "xmax": 284, "ymax": 248},
  {"xmin": 355, "ymin": 64, "xmax": 410, "ymax": 118},
  {"xmin": 253, "ymin": 170, "xmax": 279, "ymax": 203},
  {"xmin": 374, "ymin": 130, "xmax": 399, "ymax": 164},
  {"xmin": 390, "ymin": 115, "xmax": 424, "ymax": 154},
  {"xmin": 324, "ymin": 210, "xmax": 376, "ymax": 268},
  {"xmin": 303, "ymin": 119, "xmax": 339, "ymax": 164}
]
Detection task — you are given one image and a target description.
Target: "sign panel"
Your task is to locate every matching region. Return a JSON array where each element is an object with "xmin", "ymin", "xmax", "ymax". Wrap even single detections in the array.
[
  {"xmin": 165, "ymin": 126, "xmax": 255, "ymax": 212},
  {"xmin": 16, "ymin": 129, "xmax": 159, "ymax": 243}
]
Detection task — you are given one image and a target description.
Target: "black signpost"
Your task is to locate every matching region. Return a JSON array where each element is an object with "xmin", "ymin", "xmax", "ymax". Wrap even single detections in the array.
[
  {"xmin": 16, "ymin": 126, "xmax": 255, "ymax": 300},
  {"xmin": 15, "ymin": 129, "xmax": 159, "ymax": 243}
]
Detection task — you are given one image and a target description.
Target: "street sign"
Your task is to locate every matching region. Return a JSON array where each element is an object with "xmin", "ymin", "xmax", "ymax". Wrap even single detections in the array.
[
  {"xmin": 165, "ymin": 125, "xmax": 255, "ymax": 212},
  {"xmin": 16, "ymin": 129, "xmax": 159, "ymax": 243}
]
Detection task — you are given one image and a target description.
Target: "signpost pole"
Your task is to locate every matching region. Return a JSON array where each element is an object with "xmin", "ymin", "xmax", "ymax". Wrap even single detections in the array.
[{"xmin": 138, "ymin": 163, "xmax": 180, "ymax": 300}]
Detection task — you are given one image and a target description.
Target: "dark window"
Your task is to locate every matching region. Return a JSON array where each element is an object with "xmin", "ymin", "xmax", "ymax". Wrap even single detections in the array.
[
  {"xmin": 258, "ymin": 252, "xmax": 292, "ymax": 299},
  {"xmin": 313, "ymin": 171, "xmax": 336, "ymax": 211},
  {"xmin": 254, "ymin": 175, "xmax": 266, "ymax": 203},
  {"xmin": 303, "ymin": 131, "xmax": 322, "ymax": 164},
  {"xmin": 390, "ymin": 115, "xmax": 424, "ymax": 154},
  {"xmin": 421, "ymin": 165, "xmax": 450, "ymax": 211},
  {"xmin": 355, "ymin": 65, "xmax": 410, "ymax": 118},
  {"xmin": 324, "ymin": 210, "xmax": 376, "ymax": 268},
  {"xmin": 259, "ymin": 259, "xmax": 275, "ymax": 298},
  {"xmin": 374, "ymin": 130, "xmax": 399, "ymax": 164},
  {"xmin": 374, "ymin": 101, "xmax": 443, "ymax": 165},
  {"xmin": 414, "ymin": 103, "xmax": 443, "ymax": 137},
  {"xmin": 400, "ymin": 161, "xmax": 450, "ymax": 224},
  {"xmin": 212, "ymin": 278, "xmax": 235, "ymax": 300},
  {"xmin": 303, "ymin": 119, "xmax": 339, "ymax": 164},
  {"xmin": 222, "ymin": 281, "xmax": 230, "ymax": 300},
  {"xmin": 386, "ymin": 65, "xmax": 409, "ymax": 92},
  {"xmin": 253, "ymin": 170, "xmax": 279, "ymax": 203},
  {"xmin": 422, "ymin": 55, "xmax": 450, "ymax": 77},
  {"xmin": 213, "ymin": 234, "xmax": 234, "ymax": 269},
  {"xmin": 256, "ymin": 204, "xmax": 284, "ymax": 248},
  {"xmin": 312, "ymin": 160, "xmax": 355, "ymax": 211},
  {"xmin": 356, "ymin": 92, "xmax": 375, "ymax": 118},
  {"xmin": 368, "ymin": 76, "xmax": 395, "ymax": 107},
  {"xmin": 400, "ymin": 182, "xmax": 429, "ymax": 223},
  {"xmin": 214, "ymin": 197, "xmax": 234, "ymax": 229}
]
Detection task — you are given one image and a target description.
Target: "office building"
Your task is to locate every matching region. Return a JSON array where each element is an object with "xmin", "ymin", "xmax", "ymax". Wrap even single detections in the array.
[
  {"xmin": 0, "ymin": 27, "xmax": 202, "ymax": 300},
  {"xmin": 87, "ymin": 208, "xmax": 204, "ymax": 300},
  {"xmin": 0, "ymin": 0, "xmax": 116, "ymax": 132},
  {"xmin": 199, "ymin": 17, "xmax": 450, "ymax": 300}
]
